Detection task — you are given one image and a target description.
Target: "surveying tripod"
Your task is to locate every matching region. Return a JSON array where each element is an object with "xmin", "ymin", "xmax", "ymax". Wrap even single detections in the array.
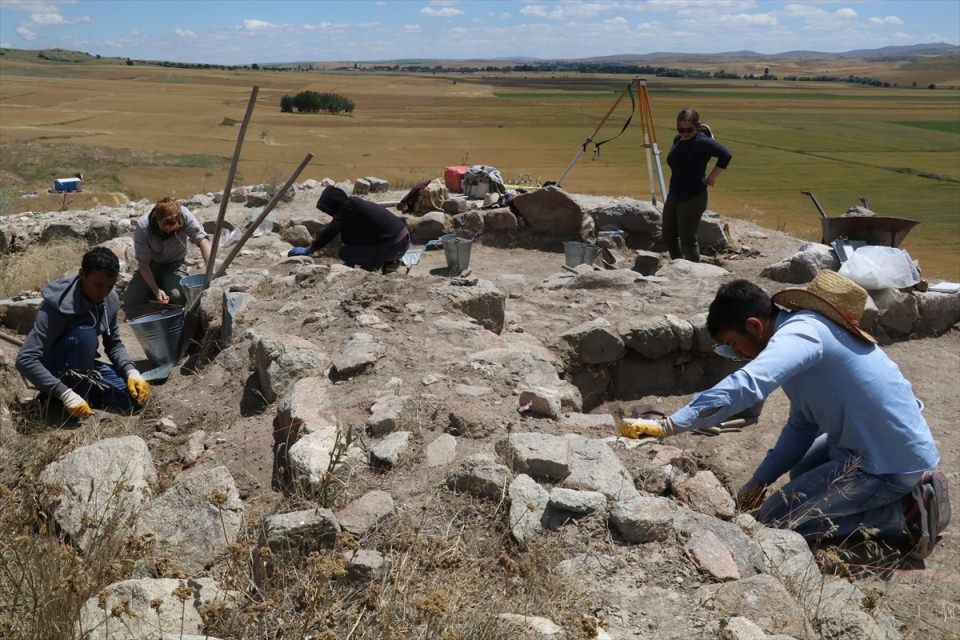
[{"xmin": 554, "ymin": 77, "xmax": 667, "ymax": 206}]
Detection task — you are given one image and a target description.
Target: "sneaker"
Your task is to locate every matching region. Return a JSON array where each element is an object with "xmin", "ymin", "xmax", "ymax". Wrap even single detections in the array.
[
  {"xmin": 923, "ymin": 470, "xmax": 951, "ymax": 536},
  {"xmin": 381, "ymin": 260, "xmax": 402, "ymax": 274},
  {"xmin": 907, "ymin": 483, "xmax": 936, "ymax": 560}
]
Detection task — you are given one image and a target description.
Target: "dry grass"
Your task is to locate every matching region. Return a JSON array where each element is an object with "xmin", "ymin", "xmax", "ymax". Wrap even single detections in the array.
[
  {"xmin": 0, "ymin": 238, "xmax": 87, "ymax": 297},
  {"xmin": 205, "ymin": 490, "xmax": 593, "ymax": 639},
  {"xmin": 0, "ymin": 404, "xmax": 153, "ymax": 640}
]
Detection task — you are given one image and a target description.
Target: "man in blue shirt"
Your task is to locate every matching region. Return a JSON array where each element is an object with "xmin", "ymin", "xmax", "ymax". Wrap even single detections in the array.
[{"xmin": 635, "ymin": 271, "xmax": 948, "ymax": 558}]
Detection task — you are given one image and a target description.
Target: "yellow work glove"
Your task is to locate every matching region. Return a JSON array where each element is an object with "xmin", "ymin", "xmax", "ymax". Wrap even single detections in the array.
[
  {"xmin": 59, "ymin": 388, "xmax": 93, "ymax": 419},
  {"xmin": 126, "ymin": 369, "xmax": 151, "ymax": 405},
  {"xmin": 619, "ymin": 417, "xmax": 678, "ymax": 440},
  {"xmin": 735, "ymin": 478, "xmax": 768, "ymax": 511}
]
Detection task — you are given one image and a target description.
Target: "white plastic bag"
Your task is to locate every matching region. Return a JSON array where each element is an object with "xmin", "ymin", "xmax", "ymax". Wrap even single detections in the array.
[{"xmin": 838, "ymin": 246, "xmax": 920, "ymax": 290}]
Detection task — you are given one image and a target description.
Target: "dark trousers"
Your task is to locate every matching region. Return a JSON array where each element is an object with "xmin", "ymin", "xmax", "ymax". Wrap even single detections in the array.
[
  {"xmin": 124, "ymin": 259, "xmax": 189, "ymax": 316},
  {"xmin": 340, "ymin": 235, "xmax": 410, "ymax": 271},
  {"xmin": 44, "ymin": 323, "xmax": 137, "ymax": 412},
  {"xmin": 661, "ymin": 190, "xmax": 708, "ymax": 262}
]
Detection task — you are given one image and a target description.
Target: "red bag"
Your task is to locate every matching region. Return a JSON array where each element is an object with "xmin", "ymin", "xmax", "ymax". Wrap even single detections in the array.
[{"xmin": 444, "ymin": 165, "xmax": 468, "ymax": 193}]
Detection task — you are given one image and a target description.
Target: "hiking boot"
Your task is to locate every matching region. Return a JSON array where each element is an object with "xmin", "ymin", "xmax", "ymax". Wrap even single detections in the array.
[
  {"xmin": 923, "ymin": 470, "xmax": 951, "ymax": 536},
  {"xmin": 907, "ymin": 483, "xmax": 935, "ymax": 560},
  {"xmin": 381, "ymin": 259, "xmax": 402, "ymax": 275}
]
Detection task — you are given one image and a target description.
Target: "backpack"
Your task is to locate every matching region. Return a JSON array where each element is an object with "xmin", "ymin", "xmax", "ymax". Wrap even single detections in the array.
[{"xmin": 700, "ymin": 123, "xmax": 715, "ymax": 139}]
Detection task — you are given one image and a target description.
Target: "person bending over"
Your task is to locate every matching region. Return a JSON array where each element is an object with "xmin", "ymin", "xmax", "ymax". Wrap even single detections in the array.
[
  {"xmin": 16, "ymin": 247, "xmax": 151, "ymax": 419},
  {"xmin": 627, "ymin": 271, "xmax": 949, "ymax": 559},
  {"xmin": 123, "ymin": 197, "xmax": 211, "ymax": 317},
  {"xmin": 662, "ymin": 107, "xmax": 732, "ymax": 262},
  {"xmin": 287, "ymin": 186, "xmax": 410, "ymax": 274}
]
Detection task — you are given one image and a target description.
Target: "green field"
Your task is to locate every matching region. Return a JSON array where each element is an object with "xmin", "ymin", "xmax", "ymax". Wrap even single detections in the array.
[{"xmin": 1, "ymin": 60, "xmax": 958, "ymax": 278}]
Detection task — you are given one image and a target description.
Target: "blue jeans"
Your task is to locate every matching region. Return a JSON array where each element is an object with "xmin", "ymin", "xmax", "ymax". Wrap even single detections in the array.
[
  {"xmin": 757, "ymin": 434, "xmax": 910, "ymax": 541},
  {"xmin": 44, "ymin": 321, "xmax": 137, "ymax": 412}
]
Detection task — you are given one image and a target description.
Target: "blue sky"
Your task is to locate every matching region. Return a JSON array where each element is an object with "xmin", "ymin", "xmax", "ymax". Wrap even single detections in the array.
[{"xmin": 1, "ymin": 0, "xmax": 958, "ymax": 65}]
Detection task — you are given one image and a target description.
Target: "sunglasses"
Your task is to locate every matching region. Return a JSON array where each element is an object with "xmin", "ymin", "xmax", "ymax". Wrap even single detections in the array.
[{"xmin": 677, "ymin": 126, "xmax": 696, "ymax": 134}]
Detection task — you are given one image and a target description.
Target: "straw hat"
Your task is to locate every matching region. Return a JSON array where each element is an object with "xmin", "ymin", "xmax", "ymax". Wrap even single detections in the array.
[{"xmin": 772, "ymin": 270, "xmax": 876, "ymax": 343}]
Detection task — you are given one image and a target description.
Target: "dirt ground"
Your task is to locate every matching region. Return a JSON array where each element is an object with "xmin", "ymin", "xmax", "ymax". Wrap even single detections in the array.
[{"xmin": 2, "ymin": 192, "xmax": 956, "ymax": 638}]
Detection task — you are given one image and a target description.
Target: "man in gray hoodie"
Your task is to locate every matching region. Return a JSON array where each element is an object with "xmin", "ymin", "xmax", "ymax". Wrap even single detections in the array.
[{"xmin": 16, "ymin": 247, "xmax": 151, "ymax": 419}]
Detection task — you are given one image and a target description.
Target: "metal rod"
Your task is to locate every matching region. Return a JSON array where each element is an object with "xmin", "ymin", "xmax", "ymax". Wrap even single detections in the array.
[
  {"xmin": 554, "ymin": 84, "xmax": 630, "ymax": 187},
  {"xmin": 0, "ymin": 331, "xmax": 24, "ymax": 348},
  {"xmin": 204, "ymin": 86, "xmax": 259, "ymax": 290},
  {"xmin": 636, "ymin": 79, "xmax": 666, "ymax": 206},
  {"xmin": 183, "ymin": 152, "xmax": 314, "ymax": 318}
]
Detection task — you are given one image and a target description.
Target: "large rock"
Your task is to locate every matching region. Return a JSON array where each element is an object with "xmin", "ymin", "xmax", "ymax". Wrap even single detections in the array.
[
  {"xmin": 751, "ymin": 526, "xmax": 823, "ymax": 603},
  {"xmin": 685, "ymin": 528, "xmax": 740, "ymax": 581},
  {"xmin": 370, "ymin": 431, "xmax": 412, "ymax": 468},
  {"xmin": 260, "ymin": 508, "xmax": 340, "ymax": 556},
  {"xmin": 706, "ymin": 574, "xmax": 812, "ymax": 638},
  {"xmin": 436, "ymin": 278, "xmax": 506, "ymax": 334},
  {"xmin": 914, "ymin": 290, "xmax": 960, "ymax": 336},
  {"xmin": 698, "ymin": 211, "xmax": 729, "ymax": 252},
  {"xmin": 871, "ymin": 288, "xmax": 917, "ymax": 337},
  {"xmin": 39, "ymin": 436, "xmax": 154, "ymax": 551},
  {"xmin": 655, "ymin": 259, "xmax": 729, "ymax": 280},
  {"xmin": 619, "ymin": 314, "xmax": 680, "ymax": 359},
  {"xmin": 496, "ymin": 432, "xmax": 572, "ymax": 482},
  {"xmin": 335, "ymin": 490, "xmax": 395, "ymax": 536},
  {"xmin": 252, "ymin": 334, "xmax": 328, "ymax": 403},
  {"xmin": 446, "ymin": 454, "xmax": 512, "ymax": 499},
  {"xmin": 609, "ymin": 496, "xmax": 677, "ymax": 543},
  {"xmin": 561, "ymin": 435, "xmax": 639, "ymax": 502},
  {"xmin": 673, "ymin": 470, "xmax": 736, "ymax": 519},
  {"xmin": 332, "ymin": 332, "xmax": 384, "ymax": 378},
  {"xmin": 508, "ymin": 474, "xmax": 550, "ymax": 548},
  {"xmin": 280, "ymin": 223, "xmax": 313, "ymax": 247},
  {"xmin": 135, "ymin": 466, "xmax": 244, "ymax": 572},
  {"xmin": 483, "ymin": 207, "xmax": 518, "ymax": 233},
  {"xmin": 407, "ymin": 211, "xmax": 449, "ymax": 243},
  {"xmin": 77, "ymin": 577, "xmax": 228, "ymax": 640},
  {"xmin": 589, "ymin": 198, "xmax": 662, "ymax": 245},
  {"xmin": 366, "ymin": 394, "xmax": 415, "ymax": 435},
  {"xmin": 0, "ymin": 296, "xmax": 41, "ymax": 332},
  {"xmin": 453, "ymin": 210, "xmax": 484, "ymax": 236},
  {"xmin": 675, "ymin": 510, "xmax": 765, "ymax": 578},
  {"xmin": 565, "ymin": 269, "xmax": 645, "ymax": 290},
  {"xmin": 559, "ymin": 317, "xmax": 625, "ymax": 365},
  {"xmin": 761, "ymin": 243, "xmax": 839, "ymax": 284},
  {"xmin": 511, "ymin": 186, "xmax": 584, "ymax": 236}
]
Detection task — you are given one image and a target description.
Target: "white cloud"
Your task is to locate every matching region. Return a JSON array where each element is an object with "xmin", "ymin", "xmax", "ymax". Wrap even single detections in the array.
[
  {"xmin": 30, "ymin": 11, "xmax": 68, "ymax": 25},
  {"xmin": 520, "ymin": 5, "xmax": 548, "ymax": 17},
  {"xmin": 420, "ymin": 6, "xmax": 463, "ymax": 17},
  {"xmin": 401, "ymin": 23, "xmax": 422, "ymax": 33},
  {"xmin": 869, "ymin": 16, "xmax": 903, "ymax": 26},
  {"xmin": 0, "ymin": 42, "xmax": 10, "ymax": 48},
  {"xmin": 16, "ymin": 25, "xmax": 38, "ymax": 40},
  {"xmin": 783, "ymin": 4, "xmax": 823, "ymax": 18},
  {"xmin": 603, "ymin": 16, "xmax": 628, "ymax": 27},
  {"xmin": 645, "ymin": 0, "xmax": 757, "ymax": 10},
  {"xmin": 174, "ymin": 28, "xmax": 197, "ymax": 38},
  {"xmin": 835, "ymin": 8, "xmax": 857, "ymax": 19},
  {"xmin": 242, "ymin": 19, "xmax": 272, "ymax": 30},
  {"xmin": 712, "ymin": 12, "xmax": 777, "ymax": 27}
]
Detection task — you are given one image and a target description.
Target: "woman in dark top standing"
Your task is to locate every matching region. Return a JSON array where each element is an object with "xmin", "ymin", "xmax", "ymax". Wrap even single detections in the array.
[{"xmin": 663, "ymin": 107, "xmax": 732, "ymax": 262}]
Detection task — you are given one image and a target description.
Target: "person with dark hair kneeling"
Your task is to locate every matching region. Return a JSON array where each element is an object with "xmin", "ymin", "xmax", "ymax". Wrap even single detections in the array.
[
  {"xmin": 624, "ymin": 271, "xmax": 949, "ymax": 559},
  {"xmin": 287, "ymin": 186, "xmax": 410, "ymax": 274},
  {"xmin": 16, "ymin": 247, "xmax": 150, "ymax": 420}
]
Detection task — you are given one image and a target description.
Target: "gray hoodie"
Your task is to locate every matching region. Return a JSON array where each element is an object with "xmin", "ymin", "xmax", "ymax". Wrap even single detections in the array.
[{"xmin": 15, "ymin": 275, "xmax": 134, "ymax": 397}]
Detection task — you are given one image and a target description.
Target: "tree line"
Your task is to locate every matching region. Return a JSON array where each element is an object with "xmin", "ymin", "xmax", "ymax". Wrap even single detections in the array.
[{"xmin": 280, "ymin": 91, "xmax": 355, "ymax": 114}]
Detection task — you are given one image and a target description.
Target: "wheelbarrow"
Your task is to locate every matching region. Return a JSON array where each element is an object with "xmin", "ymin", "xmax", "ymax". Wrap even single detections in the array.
[{"xmin": 800, "ymin": 191, "xmax": 919, "ymax": 248}]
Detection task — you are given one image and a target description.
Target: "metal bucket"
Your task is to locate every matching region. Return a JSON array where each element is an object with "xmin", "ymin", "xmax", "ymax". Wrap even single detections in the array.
[
  {"xmin": 179, "ymin": 274, "xmax": 205, "ymax": 308},
  {"xmin": 564, "ymin": 241, "xmax": 601, "ymax": 267},
  {"xmin": 126, "ymin": 309, "xmax": 185, "ymax": 367},
  {"xmin": 441, "ymin": 233, "xmax": 473, "ymax": 275}
]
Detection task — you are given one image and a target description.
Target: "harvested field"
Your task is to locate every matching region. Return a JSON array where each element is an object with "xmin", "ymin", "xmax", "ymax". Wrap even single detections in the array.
[{"xmin": 1, "ymin": 59, "xmax": 958, "ymax": 278}]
